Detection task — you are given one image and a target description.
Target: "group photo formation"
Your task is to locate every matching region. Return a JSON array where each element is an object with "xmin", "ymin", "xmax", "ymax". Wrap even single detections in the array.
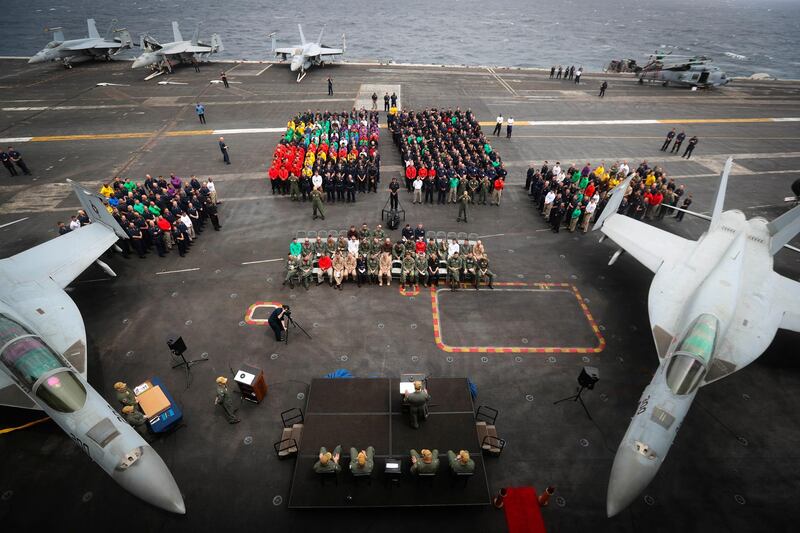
[{"xmin": 2, "ymin": 5, "xmax": 800, "ymax": 533}]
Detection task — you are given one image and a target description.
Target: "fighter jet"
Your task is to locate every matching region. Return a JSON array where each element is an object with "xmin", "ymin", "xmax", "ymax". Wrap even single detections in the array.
[
  {"xmin": 638, "ymin": 51, "xmax": 728, "ymax": 88},
  {"xmin": 132, "ymin": 21, "xmax": 223, "ymax": 72},
  {"xmin": 271, "ymin": 24, "xmax": 345, "ymax": 82},
  {"xmin": 0, "ymin": 181, "xmax": 185, "ymax": 514},
  {"xmin": 29, "ymin": 19, "xmax": 133, "ymax": 68},
  {"xmin": 593, "ymin": 159, "xmax": 800, "ymax": 517}
]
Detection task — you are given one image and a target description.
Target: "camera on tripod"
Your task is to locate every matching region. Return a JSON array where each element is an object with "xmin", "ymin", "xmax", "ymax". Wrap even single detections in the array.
[{"xmin": 282, "ymin": 305, "xmax": 291, "ymax": 318}]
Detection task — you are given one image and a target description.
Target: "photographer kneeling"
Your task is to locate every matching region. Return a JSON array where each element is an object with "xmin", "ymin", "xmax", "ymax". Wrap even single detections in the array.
[{"xmin": 268, "ymin": 305, "xmax": 290, "ymax": 341}]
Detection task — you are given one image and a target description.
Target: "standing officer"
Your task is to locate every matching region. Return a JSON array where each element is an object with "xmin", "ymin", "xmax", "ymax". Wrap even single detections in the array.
[
  {"xmin": 660, "ymin": 129, "xmax": 676, "ymax": 151},
  {"xmin": 350, "ymin": 446, "xmax": 375, "ymax": 476},
  {"xmin": 404, "ymin": 381, "xmax": 431, "ymax": 429},
  {"xmin": 122, "ymin": 405, "xmax": 150, "ymax": 440},
  {"xmin": 683, "ymin": 136, "xmax": 699, "ymax": 158},
  {"xmin": 327, "ymin": 76, "xmax": 334, "ymax": 96},
  {"xmin": 447, "ymin": 252, "xmax": 462, "ymax": 291},
  {"xmin": 1, "ymin": 149, "xmax": 17, "ymax": 176},
  {"xmin": 128, "ymin": 222, "xmax": 145, "ymax": 258},
  {"xmin": 598, "ymin": 80, "xmax": 608, "ymax": 97},
  {"xmin": 410, "ymin": 449, "xmax": 439, "ymax": 474},
  {"xmin": 390, "ymin": 92, "xmax": 397, "ymax": 108},
  {"xmin": 506, "ymin": 116, "xmax": 514, "ymax": 138},
  {"xmin": 493, "ymin": 114, "xmax": 503, "ymax": 136},
  {"xmin": 311, "ymin": 186, "xmax": 326, "ymax": 220},
  {"xmin": 149, "ymin": 222, "xmax": 166, "ymax": 257},
  {"xmin": 389, "ymin": 176, "xmax": 400, "ymax": 210},
  {"xmin": 457, "ymin": 190, "xmax": 470, "ymax": 223},
  {"xmin": 7, "ymin": 147, "xmax": 31, "ymax": 175},
  {"xmin": 114, "ymin": 382, "xmax": 137, "ymax": 409},
  {"xmin": 477, "ymin": 256, "xmax": 494, "ymax": 290},
  {"xmin": 220, "ymin": 71, "xmax": 229, "ymax": 88},
  {"xmin": 214, "ymin": 376, "xmax": 240, "ymax": 424},
  {"xmin": 205, "ymin": 197, "xmax": 221, "ymax": 230},
  {"xmin": 384, "ymin": 92, "xmax": 390, "ymax": 112},
  {"xmin": 195, "ymin": 102, "xmax": 206, "ymax": 124},
  {"xmin": 478, "ymin": 175, "xmax": 490, "ymax": 205},
  {"xmin": 447, "ymin": 450, "xmax": 475, "ymax": 474},
  {"xmin": 218, "ymin": 136, "xmax": 230, "ymax": 165},
  {"xmin": 491, "ymin": 177, "xmax": 505, "ymax": 206},
  {"xmin": 671, "ymin": 131, "xmax": 686, "ymax": 153}
]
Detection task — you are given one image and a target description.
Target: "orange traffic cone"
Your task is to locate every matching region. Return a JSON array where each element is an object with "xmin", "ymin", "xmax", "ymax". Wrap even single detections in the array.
[
  {"xmin": 493, "ymin": 488, "xmax": 508, "ymax": 509},
  {"xmin": 538, "ymin": 485, "xmax": 555, "ymax": 506}
]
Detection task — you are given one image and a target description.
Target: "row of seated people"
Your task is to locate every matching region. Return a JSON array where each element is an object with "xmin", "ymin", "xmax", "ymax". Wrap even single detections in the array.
[
  {"xmin": 285, "ymin": 235, "xmax": 495, "ymax": 290},
  {"xmin": 313, "ymin": 446, "xmax": 475, "ymax": 477}
]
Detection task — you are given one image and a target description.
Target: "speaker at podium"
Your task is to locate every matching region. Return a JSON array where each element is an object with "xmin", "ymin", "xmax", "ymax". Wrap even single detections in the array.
[{"xmin": 234, "ymin": 364, "xmax": 268, "ymax": 403}]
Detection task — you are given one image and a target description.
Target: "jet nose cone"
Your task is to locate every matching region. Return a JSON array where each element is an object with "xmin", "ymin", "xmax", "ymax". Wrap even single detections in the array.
[
  {"xmin": 290, "ymin": 62, "xmax": 300, "ymax": 72},
  {"xmin": 606, "ymin": 445, "xmax": 659, "ymax": 517},
  {"xmin": 28, "ymin": 54, "xmax": 44, "ymax": 64},
  {"xmin": 114, "ymin": 446, "xmax": 185, "ymax": 514}
]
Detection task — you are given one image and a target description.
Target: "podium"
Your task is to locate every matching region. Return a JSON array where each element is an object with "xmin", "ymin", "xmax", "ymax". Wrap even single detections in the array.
[{"xmin": 234, "ymin": 364, "xmax": 268, "ymax": 403}]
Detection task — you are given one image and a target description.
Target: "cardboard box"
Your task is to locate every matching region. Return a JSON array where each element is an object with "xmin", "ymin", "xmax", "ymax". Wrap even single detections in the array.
[{"xmin": 137, "ymin": 385, "xmax": 170, "ymax": 417}]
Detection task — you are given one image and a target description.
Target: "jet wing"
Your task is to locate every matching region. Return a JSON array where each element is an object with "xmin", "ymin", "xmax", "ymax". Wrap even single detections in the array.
[
  {"xmin": 317, "ymin": 46, "xmax": 343, "ymax": 56},
  {"xmin": 773, "ymin": 273, "xmax": 800, "ymax": 333},
  {"xmin": 3, "ymin": 224, "xmax": 118, "ymax": 289},
  {"xmin": 61, "ymin": 41, "xmax": 102, "ymax": 51},
  {"xmin": 0, "ymin": 373, "xmax": 37, "ymax": 409},
  {"xmin": 599, "ymin": 215, "xmax": 695, "ymax": 273}
]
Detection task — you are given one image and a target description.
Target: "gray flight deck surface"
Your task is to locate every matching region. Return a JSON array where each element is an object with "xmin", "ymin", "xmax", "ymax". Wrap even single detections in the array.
[{"xmin": 1, "ymin": 59, "xmax": 799, "ymax": 532}]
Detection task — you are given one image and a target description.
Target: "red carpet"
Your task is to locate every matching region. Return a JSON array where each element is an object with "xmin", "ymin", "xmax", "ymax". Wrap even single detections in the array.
[{"xmin": 503, "ymin": 486, "xmax": 547, "ymax": 533}]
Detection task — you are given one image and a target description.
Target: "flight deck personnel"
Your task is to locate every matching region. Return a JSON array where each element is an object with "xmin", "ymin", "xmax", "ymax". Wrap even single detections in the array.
[
  {"xmin": 371, "ymin": 92, "xmax": 378, "ymax": 110},
  {"xmin": 218, "ymin": 137, "xmax": 230, "ymax": 164},
  {"xmin": 195, "ymin": 103, "xmax": 206, "ymax": 124},
  {"xmin": 506, "ymin": 117, "xmax": 514, "ymax": 138},
  {"xmin": 405, "ymin": 381, "xmax": 431, "ymax": 429},
  {"xmin": 410, "ymin": 449, "xmax": 439, "ymax": 474},
  {"xmin": 683, "ymin": 136, "xmax": 698, "ymax": 159},
  {"xmin": 283, "ymin": 253, "xmax": 299, "ymax": 288},
  {"xmin": 598, "ymin": 80, "xmax": 608, "ymax": 97},
  {"xmin": 311, "ymin": 186, "xmax": 326, "ymax": 220},
  {"xmin": 476, "ymin": 256, "xmax": 495, "ymax": 290},
  {"xmin": 447, "ymin": 450, "xmax": 475, "ymax": 474},
  {"xmin": 268, "ymin": 305, "xmax": 288, "ymax": 341},
  {"xmin": 114, "ymin": 382, "xmax": 137, "ymax": 409},
  {"xmin": 378, "ymin": 251, "xmax": 392, "ymax": 286},
  {"xmin": 314, "ymin": 445, "xmax": 342, "ymax": 473},
  {"xmin": 1, "ymin": 150, "xmax": 17, "ymax": 176},
  {"xmin": 493, "ymin": 114, "xmax": 503, "ymax": 136},
  {"xmin": 384, "ymin": 92, "xmax": 390, "ymax": 112},
  {"xmin": 390, "ymin": 92, "xmax": 397, "ymax": 108},
  {"xmin": 401, "ymin": 252, "xmax": 416, "ymax": 289},
  {"xmin": 327, "ymin": 76, "xmax": 334, "ymax": 96},
  {"xmin": 457, "ymin": 190, "xmax": 470, "ymax": 223},
  {"xmin": 660, "ymin": 129, "xmax": 676, "ymax": 151},
  {"xmin": 205, "ymin": 197, "xmax": 221, "ymax": 230},
  {"xmin": 122, "ymin": 405, "xmax": 150, "ymax": 440},
  {"xmin": 350, "ymin": 446, "xmax": 375, "ymax": 476},
  {"xmin": 7, "ymin": 147, "xmax": 31, "ymax": 175},
  {"xmin": 671, "ymin": 131, "xmax": 686, "ymax": 153},
  {"xmin": 215, "ymin": 376, "xmax": 241, "ymax": 424},
  {"xmin": 220, "ymin": 71, "xmax": 229, "ymax": 88}
]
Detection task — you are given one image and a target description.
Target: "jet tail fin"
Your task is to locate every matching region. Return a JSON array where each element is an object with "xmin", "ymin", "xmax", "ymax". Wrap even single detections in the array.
[
  {"xmin": 103, "ymin": 18, "xmax": 117, "ymax": 40},
  {"xmin": 767, "ymin": 204, "xmax": 800, "ymax": 255},
  {"xmin": 172, "ymin": 21, "xmax": 183, "ymax": 42},
  {"xmin": 210, "ymin": 33, "xmax": 223, "ymax": 53},
  {"xmin": 115, "ymin": 29, "xmax": 133, "ymax": 51},
  {"xmin": 190, "ymin": 23, "xmax": 200, "ymax": 46},
  {"xmin": 67, "ymin": 180, "xmax": 128, "ymax": 240},
  {"xmin": 87, "ymin": 18, "xmax": 100, "ymax": 39},
  {"xmin": 592, "ymin": 175, "xmax": 634, "ymax": 231},
  {"xmin": 47, "ymin": 27, "xmax": 65, "ymax": 42},
  {"xmin": 298, "ymin": 24, "xmax": 306, "ymax": 45},
  {"xmin": 709, "ymin": 156, "xmax": 733, "ymax": 230},
  {"xmin": 317, "ymin": 26, "xmax": 325, "ymax": 45}
]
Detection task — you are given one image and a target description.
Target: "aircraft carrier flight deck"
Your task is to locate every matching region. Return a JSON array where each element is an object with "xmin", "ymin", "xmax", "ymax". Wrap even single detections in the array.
[{"xmin": 0, "ymin": 58, "xmax": 799, "ymax": 533}]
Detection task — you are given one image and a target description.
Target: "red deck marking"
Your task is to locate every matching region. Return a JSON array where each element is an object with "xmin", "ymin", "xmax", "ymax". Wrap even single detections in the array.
[
  {"xmin": 245, "ymin": 301, "xmax": 283, "ymax": 325},
  {"xmin": 399, "ymin": 284, "xmax": 421, "ymax": 296},
  {"xmin": 430, "ymin": 282, "xmax": 606, "ymax": 355}
]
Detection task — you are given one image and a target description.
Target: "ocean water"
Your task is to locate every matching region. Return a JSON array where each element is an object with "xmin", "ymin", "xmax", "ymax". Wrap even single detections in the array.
[{"xmin": 1, "ymin": 0, "xmax": 799, "ymax": 79}]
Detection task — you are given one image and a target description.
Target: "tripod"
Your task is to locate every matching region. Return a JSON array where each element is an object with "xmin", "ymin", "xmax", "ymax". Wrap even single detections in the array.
[
  {"xmin": 171, "ymin": 348, "xmax": 207, "ymax": 389},
  {"xmin": 553, "ymin": 385, "xmax": 593, "ymax": 420},
  {"xmin": 381, "ymin": 196, "xmax": 406, "ymax": 223},
  {"xmin": 284, "ymin": 314, "xmax": 312, "ymax": 344}
]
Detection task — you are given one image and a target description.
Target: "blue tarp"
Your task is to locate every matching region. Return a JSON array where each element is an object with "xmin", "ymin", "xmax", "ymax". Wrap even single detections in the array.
[
  {"xmin": 324, "ymin": 368, "xmax": 353, "ymax": 379},
  {"xmin": 467, "ymin": 378, "xmax": 477, "ymax": 400}
]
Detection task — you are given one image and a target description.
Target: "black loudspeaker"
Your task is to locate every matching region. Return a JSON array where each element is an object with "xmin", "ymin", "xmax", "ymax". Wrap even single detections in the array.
[
  {"xmin": 578, "ymin": 366, "xmax": 599, "ymax": 389},
  {"xmin": 167, "ymin": 336, "xmax": 187, "ymax": 356},
  {"xmin": 387, "ymin": 211, "xmax": 400, "ymax": 230}
]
